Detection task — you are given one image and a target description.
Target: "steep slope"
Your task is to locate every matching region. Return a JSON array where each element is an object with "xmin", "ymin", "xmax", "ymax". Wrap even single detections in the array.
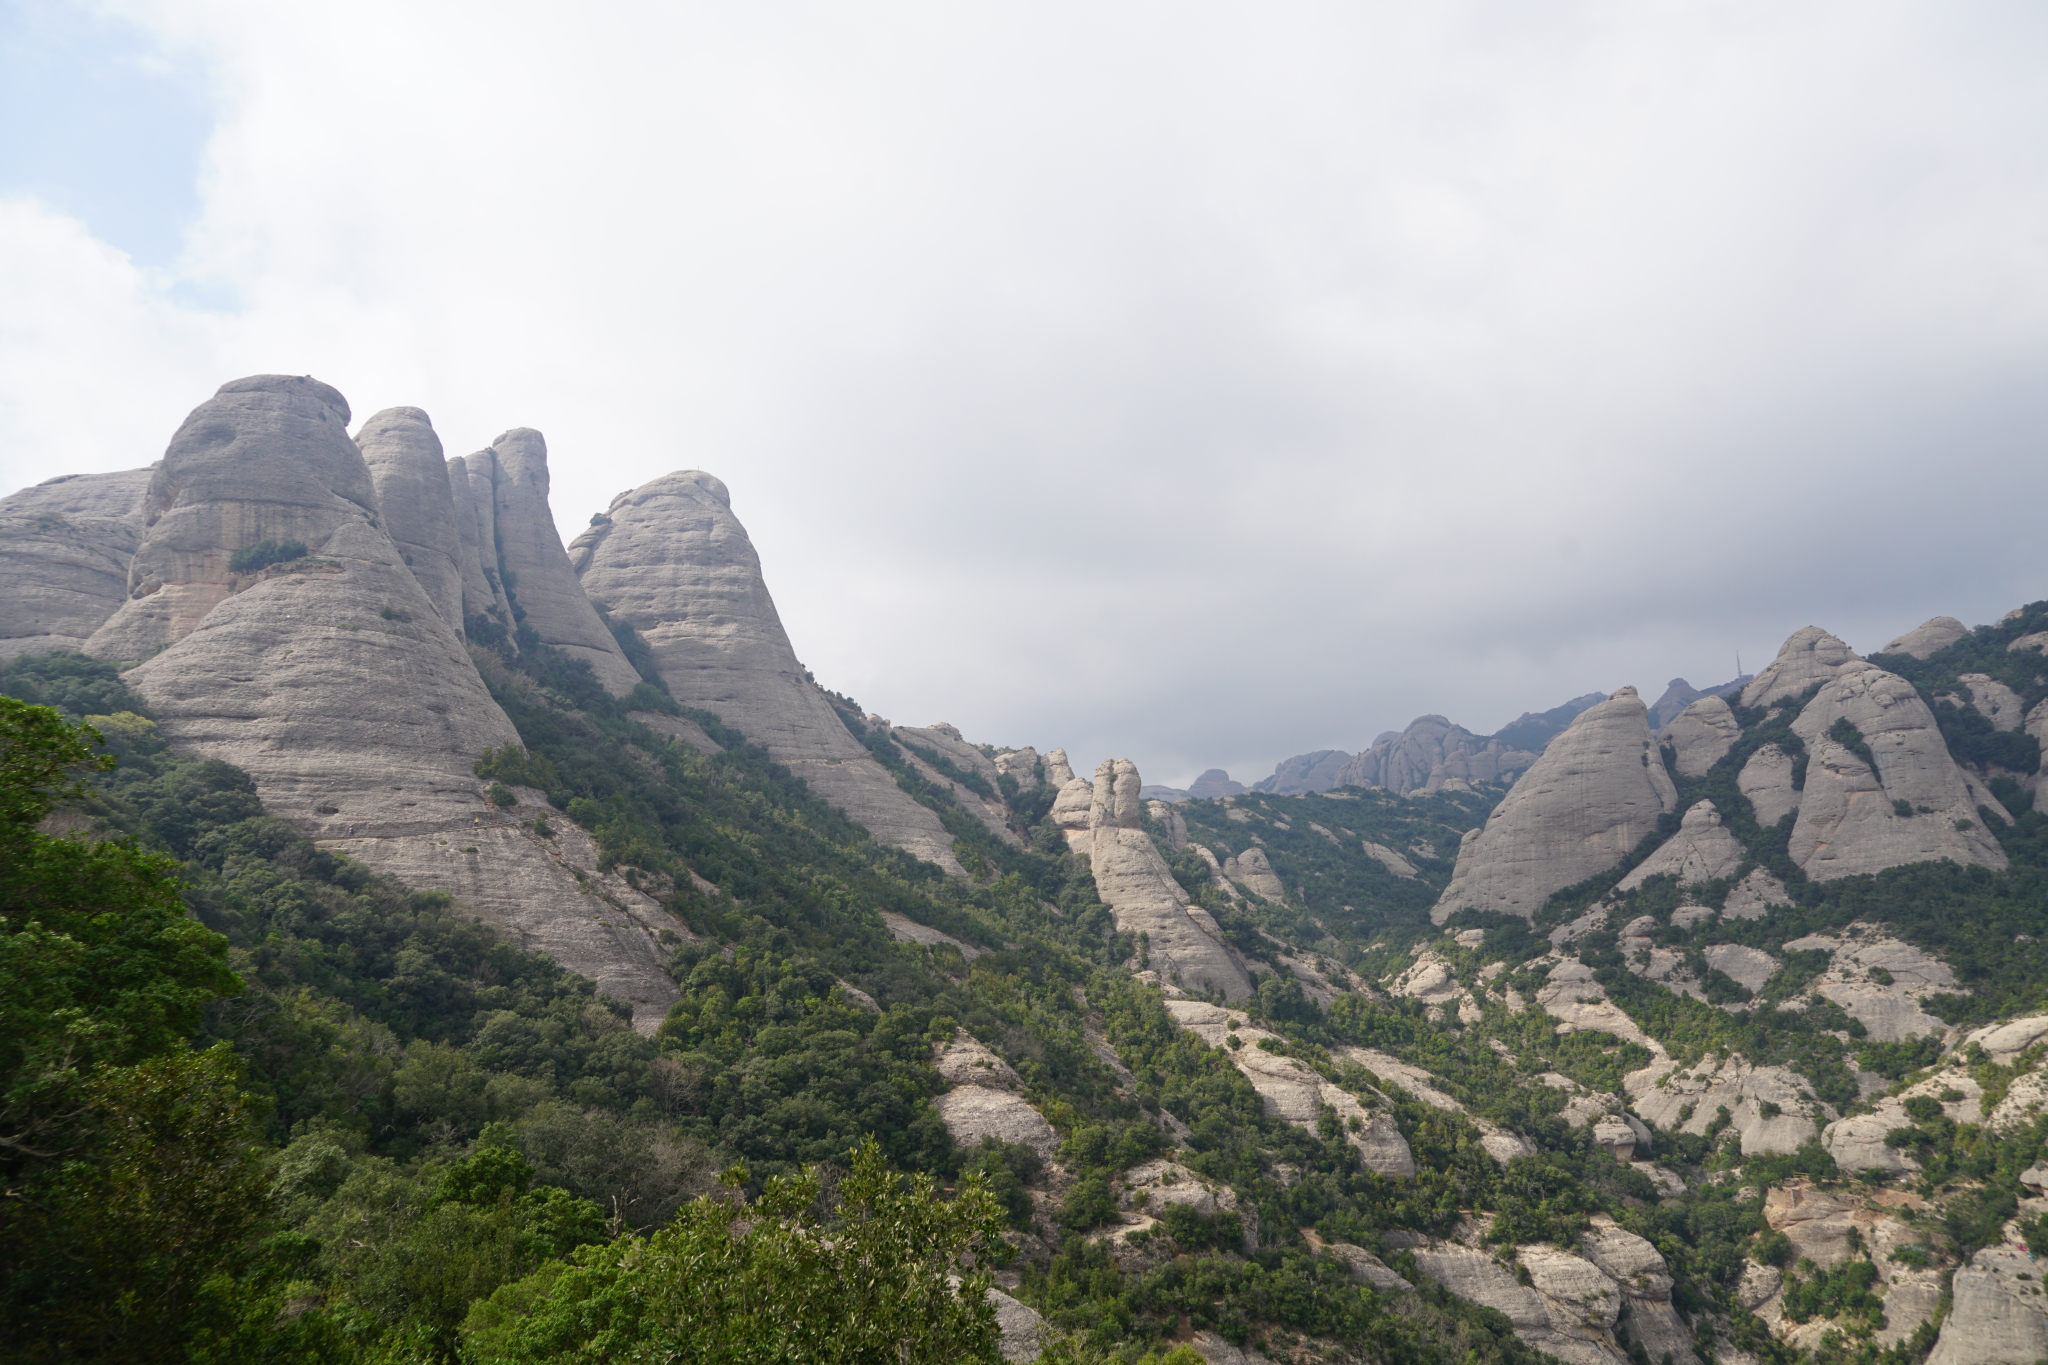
[
  {"xmin": 451, "ymin": 430, "xmax": 642, "ymax": 695},
  {"xmin": 1433, "ymin": 686, "xmax": 1677, "ymax": 922},
  {"xmin": 568, "ymin": 470, "xmax": 965, "ymax": 873},
  {"xmin": 354, "ymin": 406, "xmax": 465, "ymax": 629}
]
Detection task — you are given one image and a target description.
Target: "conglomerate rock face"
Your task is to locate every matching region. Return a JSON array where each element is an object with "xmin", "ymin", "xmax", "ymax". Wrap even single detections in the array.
[
  {"xmin": 1432, "ymin": 686, "xmax": 1676, "ymax": 922},
  {"xmin": 1786, "ymin": 660, "xmax": 2008, "ymax": 878},
  {"xmin": 1882, "ymin": 615, "xmax": 1969, "ymax": 660},
  {"xmin": 354, "ymin": 406, "xmax": 465, "ymax": 630},
  {"xmin": 1089, "ymin": 759, "xmax": 1252, "ymax": 1000},
  {"xmin": 1741, "ymin": 626, "xmax": 1860, "ymax": 708},
  {"xmin": 458, "ymin": 429, "xmax": 642, "ymax": 695},
  {"xmin": 569, "ymin": 469, "xmax": 964, "ymax": 873},
  {"xmin": 1659, "ymin": 695, "xmax": 1740, "ymax": 778},
  {"xmin": 1334, "ymin": 714, "xmax": 1538, "ymax": 796},
  {"xmin": 0, "ymin": 469, "xmax": 151, "ymax": 659}
]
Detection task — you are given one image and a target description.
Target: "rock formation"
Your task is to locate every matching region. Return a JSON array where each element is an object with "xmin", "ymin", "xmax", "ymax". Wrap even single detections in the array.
[
  {"xmin": 0, "ymin": 470, "xmax": 151, "ymax": 659},
  {"xmin": 1613, "ymin": 801, "xmax": 1743, "ymax": 892},
  {"xmin": 1882, "ymin": 615, "xmax": 1969, "ymax": 659},
  {"xmin": 1186, "ymin": 769, "xmax": 1245, "ymax": 799},
  {"xmin": 354, "ymin": 407, "xmax": 465, "ymax": 629},
  {"xmin": 1737, "ymin": 745, "xmax": 1801, "ymax": 828},
  {"xmin": 1334, "ymin": 715, "xmax": 1541, "ymax": 796},
  {"xmin": 1659, "ymin": 695, "xmax": 1740, "ymax": 777},
  {"xmin": 1432, "ymin": 687, "xmax": 1677, "ymax": 922},
  {"xmin": 1089, "ymin": 760, "xmax": 1252, "ymax": 999},
  {"xmin": 1925, "ymin": 1242, "xmax": 2048, "ymax": 1365},
  {"xmin": 1251, "ymin": 749, "xmax": 1351, "ymax": 794},
  {"xmin": 458, "ymin": 431, "xmax": 642, "ymax": 695},
  {"xmin": 1742, "ymin": 626, "xmax": 1859, "ymax": 708},
  {"xmin": 569, "ymin": 470, "xmax": 963, "ymax": 873},
  {"xmin": 1786, "ymin": 660, "xmax": 2008, "ymax": 879},
  {"xmin": 1221, "ymin": 846, "xmax": 1287, "ymax": 902},
  {"xmin": 446, "ymin": 452, "xmax": 516, "ymax": 629},
  {"xmin": 1953, "ymin": 673, "xmax": 2025, "ymax": 731}
]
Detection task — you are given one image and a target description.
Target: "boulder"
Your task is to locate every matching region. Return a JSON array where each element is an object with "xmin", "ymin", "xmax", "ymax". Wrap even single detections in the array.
[
  {"xmin": 1660, "ymin": 695, "xmax": 1740, "ymax": 777},
  {"xmin": 1925, "ymin": 1243, "xmax": 2048, "ymax": 1365},
  {"xmin": 1787, "ymin": 661, "xmax": 2008, "ymax": 879},
  {"xmin": 1165, "ymin": 1000, "xmax": 1411, "ymax": 1173},
  {"xmin": 464, "ymin": 430, "xmax": 642, "ymax": 694},
  {"xmin": 1090, "ymin": 761, "xmax": 1251, "ymax": 1000},
  {"xmin": 1222, "ymin": 846, "xmax": 1287, "ymax": 902},
  {"xmin": 570, "ymin": 471, "xmax": 964, "ymax": 873},
  {"xmin": 1187, "ymin": 769, "xmax": 1245, "ymax": 798},
  {"xmin": 1252, "ymin": 749, "xmax": 1352, "ymax": 794},
  {"xmin": 354, "ymin": 407, "xmax": 465, "ymax": 629},
  {"xmin": 1050, "ymin": 778, "xmax": 1096, "ymax": 853},
  {"xmin": 1335, "ymin": 715, "xmax": 1539, "ymax": 796},
  {"xmin": 1737, "ymin": 744, "xmax": 1801, "ymax": 828},
  {"xmin": 1883, "ymin": 616, "xmax": 1969, "ymax": 660},
  {"xmin": 1042, "ymin": 748, "xmax": 1077, "ymax": 786},
  {"xmin": 987, "ymin": 1288, "xmax": 1045, "ymax": 1363},
  {"xmin": 1433, "ymin": 687, "xmax": 1677, "ymax": 922},
  {"xmin": 1615, "ymin": 800, "xmax": 1744, "ymax": 892},
  {"xmin": 1742, "ymin": 627, "xmax": 1860, "ymax": 708}
]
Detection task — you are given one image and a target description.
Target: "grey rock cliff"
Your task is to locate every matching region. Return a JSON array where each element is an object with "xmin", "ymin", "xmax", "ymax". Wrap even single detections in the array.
[
  {"xmin": 1738, "ymin": 745, "xmax": 1801, "ymax": 828},
  {"xmin": 1614, "ymin": 800, "xmax": 1743, "ymax": 892},
  {"xmin": 569, "ymin": 470, "xmax": 963, "ymax": 873},
  {"xmin": 1187, "ymin": 769, "xmax": 1245, "ymax": 799},
  {"xmin": 1787, "ymin": 660, "xmax": 2008, "ymax": 879},
  {"xmin": 446, "ymin": 453, "xmax": 516, "ymax": 630},
  {"xmin": 1252, "ymin": 749, "xmax": 1351, "ymax": 794},
  {"xmin": 354, "ymin": 407, "xmax": 465, "ymax": 629},
  {"xmin": 86, "ymin": 375, "xmax": 374, "ymax": 660},
  {"xmin": 0, "ymin": 470, "xmax": 151, "ymax": 659},
  {"xmin": 1742, "ymin": 627, "xmax": 1859, "ymax": 708},
  {"xmin": 1659, "ymin": 695, "xmax": 1740, "ymax": 778},
  {"xmin": 1925, "ymin": 1243, "xmax": 2048, "ymax": 1365},
  {"xmin": 1089, "ymin": 760, "xmax": 1251, "ymax": 1000},
  {"xmin": 467, "ymin": 430, "xmax": 641, "ymax": 695},
  {"xmin": 1433, "ymin": 687, "xmax": 1677, "ymax": 922},
  {"xmin": 1335, "ymin": 715, "xmax": 1540, "ymax": 796},
  {"xmin": 1882, "ymin": 616, "xmax": 1969, "ymax": 660}
]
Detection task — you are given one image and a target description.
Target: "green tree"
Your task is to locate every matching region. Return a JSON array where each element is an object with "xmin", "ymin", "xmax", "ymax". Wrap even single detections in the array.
[{"xmin": 461, "ymin": 1137, "xmax": 1007, "ymax": 1363}]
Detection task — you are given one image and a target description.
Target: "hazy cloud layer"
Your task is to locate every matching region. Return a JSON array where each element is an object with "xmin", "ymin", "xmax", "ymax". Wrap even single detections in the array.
[{"xmin": 4, "ymin": 0, "xmax": 2047, "ymax": 786}]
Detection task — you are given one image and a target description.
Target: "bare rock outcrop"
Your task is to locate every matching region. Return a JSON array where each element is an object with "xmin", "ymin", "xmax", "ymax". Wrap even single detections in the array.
[
  {"xmin": 86, "ymin": 375, "xmax": 376, "ymax": 660},
  {"xmin": 1660, "ymin": 695, "xmax": 1740, "ymax": 778},
  {"xmin": 1787, "ymin": 661, "xmax": 2008, "ymax": 879},
  {"xmin": 933, "ymin": 1087, "xmax": 1061, "ymax": 1163},
  {"xmin": 1187, "ymin": 769, "xmax": 1245, "ymax": 799},
  {"xmin": 1925, "ymin": 1242, "xmax": 2048, "ymax": 1365},
  {"xmin": 1614, "ymin": 800, "xmax": 1744, "ymax": 892},
  {"xmin": 1737, "ymin": 745, "xmax": 1801, "ymax": 828},
  {"xmin": 1580, "ymin": 1217, "xmax": 1701, "ymax": 1365},
  {"xmin": 459, "ymin": 430, "xmax": 641, "ymax": 694},
  {"xmin": 570, "ymin": 471, "xmax": 963, "ymax": 873},
  {"xmin": 1824, "ymin": 1067, "xmax": 1982, "ymax": 1174},
  {"xmin": 1883, "ymin": 616, "xmax": 1969, "ymax": 660},
  {"xmin": 0, "ymin": 470, "xmax": 154, "ymax": 658},
  {"xmin": 1433, "ymin": 688, "xmax": 1677, "ymax": 923},
  {"xmin": 446, "ymin": 452, "xmax": 516, "ymax": 630},
  {"xmin": 1722, "ymin": 866, "xmax": 1792, "ymax": 919},
  {"xmin": 1406, "ymin": 1242, "xmax": 1627, "ymax": 1365},
  {"xmin": 1090, "ymin": 761, "xmax": 1251, "ymax": 1000},
  {"xmin": 1742, "ymin": 627, "xmax": 1860, "ymax": 708},
  {"xmin": 1335, "ymin": 715, "xmax": 1539, "ymax": 796},
  {"xmin": 1252, "ymin": 749, "xmax": 1352, "ymax": 794},
  {"xmin": 1626, "ymin": 1054, "xmax": 1820, "ymax": 1155},
  {"xmin": 1051, "ymin": 777, "xmax": 1096, "ymax": 853},
  {"xmin": 1953, "ymin": 673, "xmax": 2026, "ymax": 732},
  {"xmin": 354, "ymin": 407, "xmax": 466, "ymax": 629},
  {"xmin": 1221, "ymin": 846, "xmax": 1287, "ymax": 903},
  {"xmin": 1166, "ymin": 1000, "xmax": 1411, "ymax": 1173},
  {"xmin": 891, "ymin": 722, "xmax": 1019, "ymax": 846}
]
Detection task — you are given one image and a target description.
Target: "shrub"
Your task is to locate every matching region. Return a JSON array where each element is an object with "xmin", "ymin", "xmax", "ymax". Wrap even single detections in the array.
[{"xmin": 227, "ymin": 539, "xmax": 308, "ymax": 574}]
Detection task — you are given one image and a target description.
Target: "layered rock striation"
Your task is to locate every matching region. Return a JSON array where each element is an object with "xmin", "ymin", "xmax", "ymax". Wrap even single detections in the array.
[
  {"xmin": 354, "ymin": 407, "xmax": 466, "ymax": 629},
  {"xmin": 0, "ymin": 469, "xmax": 152, "ymax": 659}
]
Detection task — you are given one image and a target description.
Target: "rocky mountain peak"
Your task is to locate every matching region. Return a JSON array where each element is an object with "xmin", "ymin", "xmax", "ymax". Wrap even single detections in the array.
[
  {"xmin": 1882, "ymin": 615, "xmax": 1970, "ymax": 659},
  {"xmin": 1741, "ymin": 626, "xmax": 1859, "ymax": 708},
  {"xmin": 355, "ymin": 406, "xmax": 464, "ymax": 628}
]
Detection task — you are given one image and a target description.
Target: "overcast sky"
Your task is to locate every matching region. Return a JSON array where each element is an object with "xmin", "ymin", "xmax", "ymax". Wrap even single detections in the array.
[{"xmin": 4, "ymin": 0, "xmax": 2046, "ymax": 788}]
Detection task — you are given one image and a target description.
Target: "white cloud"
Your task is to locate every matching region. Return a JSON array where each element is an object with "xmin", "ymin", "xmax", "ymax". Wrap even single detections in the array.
[{"xmin": 7, "ymin": 0, "xmax": 2048, "ymax": 785}]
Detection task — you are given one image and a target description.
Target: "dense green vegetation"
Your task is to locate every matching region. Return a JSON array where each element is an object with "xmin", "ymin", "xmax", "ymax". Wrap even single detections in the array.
[{"xmin": 21, "ymin": 601, "xmax": 2048, "ymax": 1363}]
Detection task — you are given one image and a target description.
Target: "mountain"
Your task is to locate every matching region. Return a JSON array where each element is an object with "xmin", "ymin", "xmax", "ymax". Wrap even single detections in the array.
[{"xmin": 15, "ymin": 372, "xmax": 2048, "ymax": 1365}]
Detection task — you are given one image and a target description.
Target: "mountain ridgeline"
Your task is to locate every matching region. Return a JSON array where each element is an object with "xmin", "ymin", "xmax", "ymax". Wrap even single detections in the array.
[{"xmin": 12, "ymin": 374, "xmax": 2048, "ymax": 1365}]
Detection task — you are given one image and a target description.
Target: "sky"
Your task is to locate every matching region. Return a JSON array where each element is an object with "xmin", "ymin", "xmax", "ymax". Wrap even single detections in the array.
[{"xmin": 3, "ymin": 0, "xmax": 2046, "ymax": 789}]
